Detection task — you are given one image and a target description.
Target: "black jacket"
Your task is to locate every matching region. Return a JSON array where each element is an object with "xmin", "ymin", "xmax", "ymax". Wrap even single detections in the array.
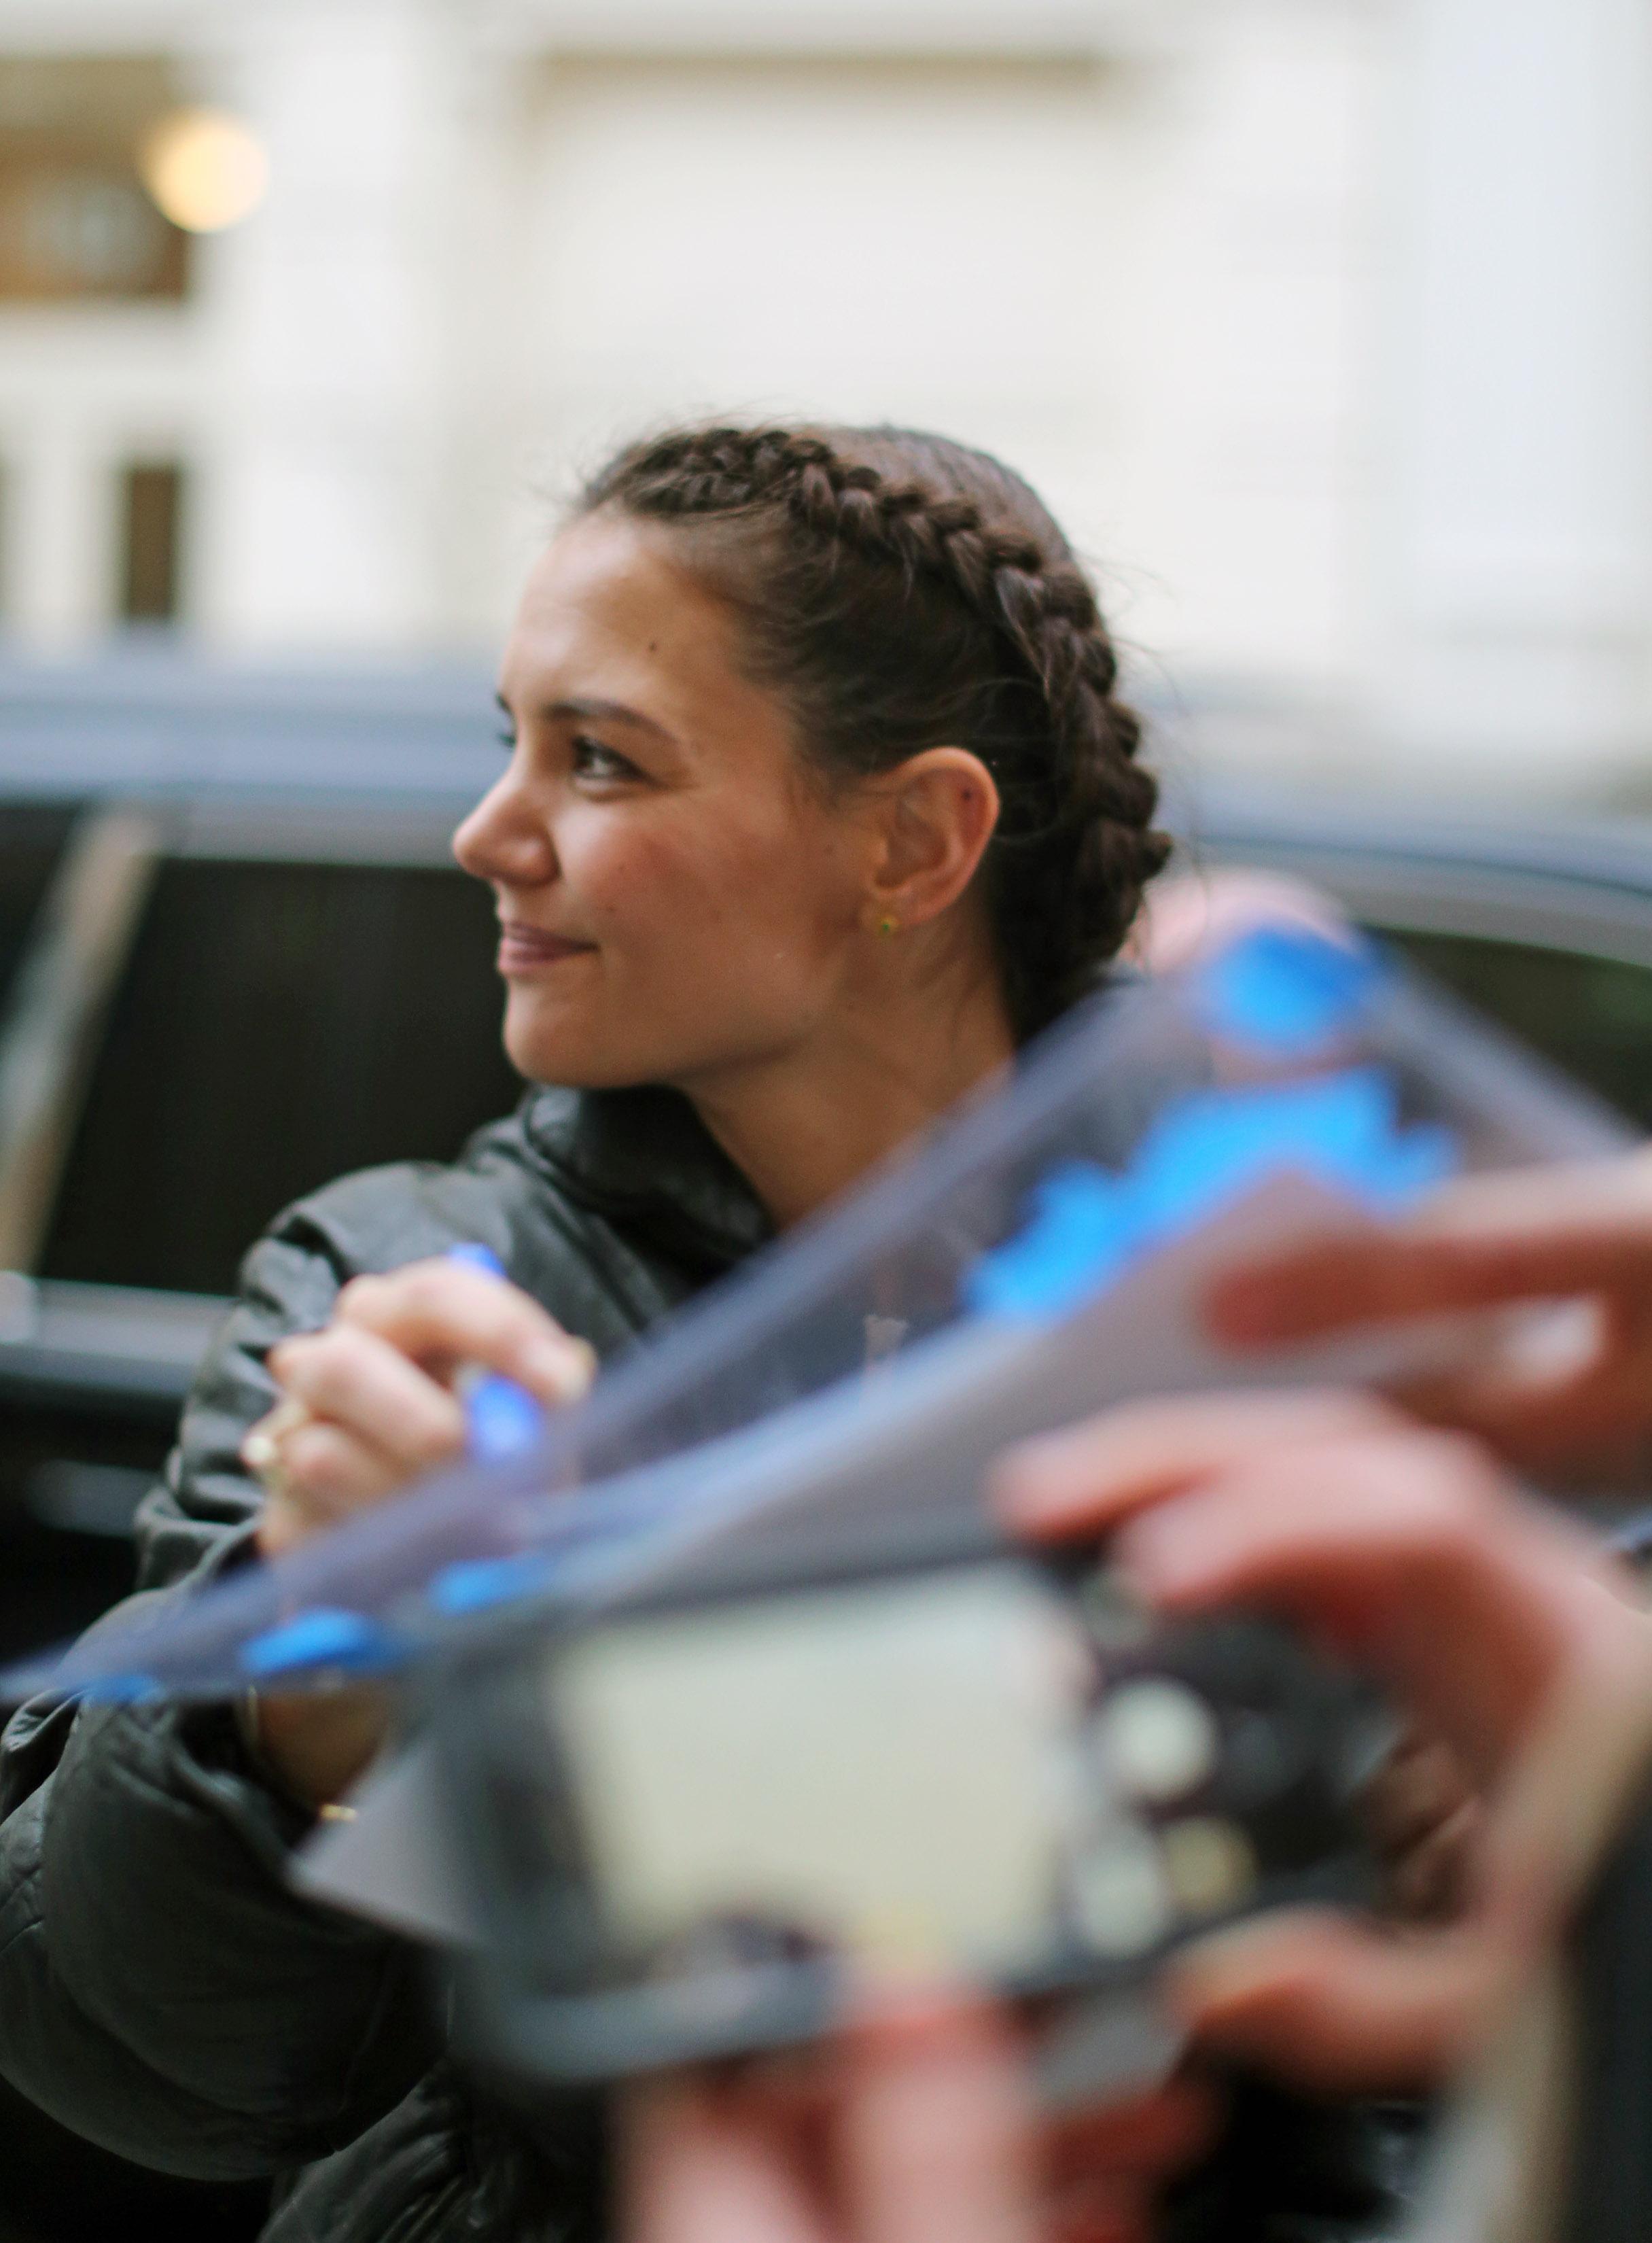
[{"xmin": 0, "ymin": 1086, "xmax": 1412, "ymax": 2242}]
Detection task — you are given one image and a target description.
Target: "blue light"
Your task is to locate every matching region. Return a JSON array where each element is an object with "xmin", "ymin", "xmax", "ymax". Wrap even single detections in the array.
[
  {"xmin": 241, "ymin": 1607, "xmax": 401, "ymax": 1681},
  {"xmin": 966, "ymin": 1068, "xmax": 1456, "ymax": 1323},
  {"xmin": 1195, "ymin": 926, "xmax": 1381, "ymax": 1054}
]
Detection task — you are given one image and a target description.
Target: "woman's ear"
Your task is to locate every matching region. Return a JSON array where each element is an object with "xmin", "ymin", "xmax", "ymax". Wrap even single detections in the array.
[{"xmin": 863, "ymin": 748, "xmax": 1001, "ymax": 931}]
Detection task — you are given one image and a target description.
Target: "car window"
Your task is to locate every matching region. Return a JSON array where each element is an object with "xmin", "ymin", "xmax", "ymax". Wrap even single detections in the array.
[
  {"xmin": 0, "ymin": 803, "xmax": 77, "ymax": 1003},
  {"xmin": 1382, "ymin": 928, "xmax": 1652, "ymax": 1132},
  {"xmin": 38, "ymin": 857, "xmax": 524, "ymax": 1295}
]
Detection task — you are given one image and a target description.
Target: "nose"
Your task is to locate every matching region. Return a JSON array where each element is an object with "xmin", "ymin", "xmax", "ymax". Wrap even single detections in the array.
[{"xmin": 453, "ymin": 764, "xmax": 559, "ymax": 890}]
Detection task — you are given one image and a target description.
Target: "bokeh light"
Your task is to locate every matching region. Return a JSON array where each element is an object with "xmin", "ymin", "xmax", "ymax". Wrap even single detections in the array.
[{"xmin": 138, "ymin": 107, "xmax": 268, "ymax": 234}]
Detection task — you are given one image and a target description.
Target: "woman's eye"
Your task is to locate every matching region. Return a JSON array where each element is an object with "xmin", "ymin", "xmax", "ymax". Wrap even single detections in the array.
[{"xmin": 572, "ymin": 734, "xmax": 640, "ymax": 783}]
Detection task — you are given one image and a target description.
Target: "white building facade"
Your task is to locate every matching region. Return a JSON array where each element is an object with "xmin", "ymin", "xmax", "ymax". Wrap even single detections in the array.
[{"xmin": 0, "ymin": 0, "xmax": 1649, "ymax": 802}]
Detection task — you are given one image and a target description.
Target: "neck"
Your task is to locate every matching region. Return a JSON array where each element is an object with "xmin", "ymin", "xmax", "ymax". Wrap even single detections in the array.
[{"xmin": 680, "ymin": 952, "xmax": 1016, "ymax": 1230}]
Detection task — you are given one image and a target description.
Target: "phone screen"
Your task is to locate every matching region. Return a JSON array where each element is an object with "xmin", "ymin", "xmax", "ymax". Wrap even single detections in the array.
[{"xmin": 548, "ymin": 1563, "xmax": 1113, "ymax": 1977}]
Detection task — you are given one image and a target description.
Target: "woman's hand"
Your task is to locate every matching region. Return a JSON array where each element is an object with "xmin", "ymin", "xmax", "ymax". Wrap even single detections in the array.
[
  {"xmin": 620, "ymin": 1996, "xmax": 1214, "ymax": 2243},
  {"xmin": 241, "ymin": 1256, "xmax": 594, "ymax": 1806},
  {"xmin": 247, "ymin": 1256, "xmax": 595, "ymax": 1559},
  {"xmin": 994, "ymin": 1391, "xmax": 1652, "ymax": 2094},
  {"xmin": 1204, "ymin": 1151, "xmax": 1652, "ymax": 1486}
]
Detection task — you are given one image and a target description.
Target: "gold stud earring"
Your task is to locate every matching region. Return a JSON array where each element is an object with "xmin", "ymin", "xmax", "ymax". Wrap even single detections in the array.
[{"xmin": 877, "ymin": 915, "xmax": 900, "ymax": 938}]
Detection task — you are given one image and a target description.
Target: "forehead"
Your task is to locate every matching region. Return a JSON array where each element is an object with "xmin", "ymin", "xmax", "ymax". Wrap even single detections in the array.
[{"xmin": 498, "ymin": 511, "xmax": 765, "ymax": 731}]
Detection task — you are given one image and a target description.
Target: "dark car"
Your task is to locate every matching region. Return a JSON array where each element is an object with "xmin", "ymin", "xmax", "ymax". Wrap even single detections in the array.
[
  {"xmin": 0, "ymin": 655, "xmax": 523, "ymax": 1663},
  {"xmin": 5, "ymin": 657, "xmax": 1652, "ymax": 1673}
]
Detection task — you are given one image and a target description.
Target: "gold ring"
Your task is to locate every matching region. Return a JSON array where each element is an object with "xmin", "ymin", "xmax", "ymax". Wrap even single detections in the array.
[{"xmin": 241, "ymin": 1397, "xmax": 315, "ymax": 1500}]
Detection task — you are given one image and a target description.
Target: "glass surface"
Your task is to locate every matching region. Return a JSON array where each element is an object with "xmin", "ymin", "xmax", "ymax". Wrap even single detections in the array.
[
  {"xmin": 1384, "ymin": 930, "xmax": 1652, "ymax": 1131},
  {"xmin": 39, "ymin": 857, "xmax": 523, "ymax": 1294},
  {"xmin": 119, "ymin": 463, "xmax": 184, "ymax": 624},
  {"xmin": 0, "ymin": 58, "xmax": 189, "ymax": 303}
]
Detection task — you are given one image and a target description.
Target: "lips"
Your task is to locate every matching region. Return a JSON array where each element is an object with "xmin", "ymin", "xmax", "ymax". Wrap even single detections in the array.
[{"xmin": 497, "ymin": 921, "xmax": 597, "ymax": 973}]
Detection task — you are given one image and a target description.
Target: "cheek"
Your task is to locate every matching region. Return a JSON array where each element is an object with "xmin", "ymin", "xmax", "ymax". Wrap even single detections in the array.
[{"xmin": 569, "ymin": 810, "xmax": 853, "ymax": 969}]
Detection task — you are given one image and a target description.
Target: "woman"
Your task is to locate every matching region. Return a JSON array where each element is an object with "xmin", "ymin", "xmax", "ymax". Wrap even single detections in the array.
[{"xmin": 0, "ymin": 423, "xmax": 1390, "ymax": 2242}]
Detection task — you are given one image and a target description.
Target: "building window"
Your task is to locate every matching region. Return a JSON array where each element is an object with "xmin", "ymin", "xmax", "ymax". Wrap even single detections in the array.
[
  {"xmin": 0, "ymin": 57, "xmax": 188, "ymax": 303},
  {"xmin": 119, "ymin": 463, "xmax": 183, "ymax": 625}
]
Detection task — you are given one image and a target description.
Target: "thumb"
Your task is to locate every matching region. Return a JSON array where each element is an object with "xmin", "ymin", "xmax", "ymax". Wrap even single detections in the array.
[
  {"xmin": 843, "ymin": 1997, "xmax": 1037, "ymax": 2243},
  {"xmin": 619, "ymin": 2079, "xmax": 825, "ymax": 2243}
]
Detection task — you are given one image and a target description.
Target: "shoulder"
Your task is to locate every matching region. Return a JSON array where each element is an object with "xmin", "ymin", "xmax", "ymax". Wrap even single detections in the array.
[
  {"xmin": 256, "ymin": 1098, "xmax": 570, "ymax": 1287},
  {"xmin": 202, "ymin": 1088, "xmax": 707, "ymax": 1429}
]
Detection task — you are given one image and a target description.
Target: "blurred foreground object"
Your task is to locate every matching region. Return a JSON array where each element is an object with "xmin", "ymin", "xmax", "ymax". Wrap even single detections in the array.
[
  {"xmin": 999, "ymin": 1388, "xmax": 1652, "ymax": 2243},
  {"xmin": 1130, "ymin": 868, "xmax": 1363, "ymax": 979}
]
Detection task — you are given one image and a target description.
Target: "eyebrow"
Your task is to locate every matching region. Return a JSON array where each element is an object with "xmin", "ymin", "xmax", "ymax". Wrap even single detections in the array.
[{"xmin": 495, "ymin": 690, "xmax": 678, "ymax": 744}]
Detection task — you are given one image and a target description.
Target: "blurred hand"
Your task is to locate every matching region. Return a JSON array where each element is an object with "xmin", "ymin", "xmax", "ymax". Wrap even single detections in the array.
[
  {"xmin": 994, "ymin": 1391, "xmax": 1652, "ymax": 2093},
  {"xmin": 1127, "ymin": 870, "xmax": 1357, "ymax": 979},
  {"xmin": 242, "ymin": 1255, "xmax": 593, "ymax": 1805},
  {"xmin": 620, "ymin": 1997, "xmax": 1214, "ymax": 2243},
  {"xmin": 1204, "ymin": 1151, "xmax": 1652, "ymax": 1486}
]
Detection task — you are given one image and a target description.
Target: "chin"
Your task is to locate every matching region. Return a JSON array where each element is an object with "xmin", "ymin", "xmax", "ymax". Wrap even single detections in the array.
[{"xmin": 502, "ymin": 993, "xmax": 663, "ymax": 1091}]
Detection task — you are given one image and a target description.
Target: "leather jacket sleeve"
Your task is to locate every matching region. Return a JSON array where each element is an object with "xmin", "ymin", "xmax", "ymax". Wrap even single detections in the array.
[{"xmin": 0, "ymin": 1185, "xmax": 469, "ymax": 2178}]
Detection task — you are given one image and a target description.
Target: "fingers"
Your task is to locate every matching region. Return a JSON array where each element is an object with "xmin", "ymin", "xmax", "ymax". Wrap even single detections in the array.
[
  {"xmin": 247, "ymin": 1260, "xmax": 598, "ymax": 1553},
  {"xmin": 992, "ymin": 1391, "xmax": 1399, "ymax": 1544},
  {"xmin": 1041, "ymin": 2079, "xmax": 1214, "ymax": 2174},
  {"xmin": 1165, "ymin": 1910, "xmax": 1500, "ymax": 2093},
  {"xmin": 1360, "ymin": 1735, "xmax": 1473, "ymax": 1868},
  {"xmin": 1385, "ymin": 1800, "xmax": 1481, "ymax": 1924},
  {"xmin": 1001, "ymin": 1392, "xmax": 1632, "ymax": 1779},
  {"xmin": 335, "ymin": 1259, "xmax": 595, "ymax": 1402},
  {"xmin": 842, "ymin": 1996, "xmax": 1038, "ymax": 2243},
  {"xmin": 620, "ymin": 2002, "xmax": 1044, "ymax": 2243},
  {"xmin": 620, "ymin": 2076, "xmax": 826, "ymax": 2243},
  {"xmin": 270, "ymin": 1324, "xmax": 467, "ymax": 1470},
  {"xmin": 253, "ymin": 1425, "xmax": 420, "ymax": 1549},
  {"xmin": 1393, "ymin": 1308, "xmax": 1652, "ymax": 1483},
  {"xmin": 1206, "ymin": 1152, "xmax": 1652, "ymax": 1348},
  {"xmin": 1109, "ymin": 1433, "xmax": 1609, "ymax": 1773},
  {"xmin": 1129, "ymin": 871, "xmax": 1355, "ymax": 978},
  {"xmin": 619, "ymin": 2009, "xmax": 1209, "ymax": 2243},
  {"xmin": 249, "ymin": 1328, "xmax": 469, "ymax": 1550}
]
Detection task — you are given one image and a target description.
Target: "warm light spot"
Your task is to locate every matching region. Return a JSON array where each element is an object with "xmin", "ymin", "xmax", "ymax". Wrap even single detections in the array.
[{"xmin": 139, "ymin": 108, "xmax": 269, "ymax": 234}]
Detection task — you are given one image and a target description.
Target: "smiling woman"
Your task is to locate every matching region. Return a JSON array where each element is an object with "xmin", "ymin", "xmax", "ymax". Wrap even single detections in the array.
[
  {"xmin": 471, "ymin": 508, "xmax": 905, "ymax": 1120},
  {"xmin": 0, "ymin": 423, "xmax": 1403, "ymax": 2243},
  {"xmin": 468, "ymin": 504, "xmax": 1007, "ymax": 1220}
]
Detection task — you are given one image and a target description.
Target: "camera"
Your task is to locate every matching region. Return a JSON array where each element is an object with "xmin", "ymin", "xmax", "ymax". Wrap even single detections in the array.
[{"xmin": 430, "ymin": 1518, "xmax": 1386, "ymax": 2089}]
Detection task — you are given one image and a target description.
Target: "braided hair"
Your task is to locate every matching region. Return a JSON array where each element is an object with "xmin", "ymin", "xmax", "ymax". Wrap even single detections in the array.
[{"xmin": 580, "ymin": 422, "xmax": 1170, "ymax": 1041}]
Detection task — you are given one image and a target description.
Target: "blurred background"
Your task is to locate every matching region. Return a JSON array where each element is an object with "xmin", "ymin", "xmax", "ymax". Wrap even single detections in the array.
[
  {"xmin": 0, "ymin": 0, "xmax": 1648, "ymax": 795},
  {"xmin": 6, "ymin": 0, "xmax": 1652, "ymax": 1669}
]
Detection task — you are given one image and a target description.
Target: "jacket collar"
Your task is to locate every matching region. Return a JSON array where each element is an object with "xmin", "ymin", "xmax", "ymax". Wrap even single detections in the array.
[
  {"xmin": 512, "ymin": 973, "xmax": 1131, "ymax": 1278},
  {"xmin": 516, "ymin": 1083, "xmax": 774, "ymax": 1273}
]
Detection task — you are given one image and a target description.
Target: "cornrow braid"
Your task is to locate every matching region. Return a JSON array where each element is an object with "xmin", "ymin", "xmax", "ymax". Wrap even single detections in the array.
[{"xmin": 581, "ymin": 422, "xmax": 1170, "ymax": 1040}]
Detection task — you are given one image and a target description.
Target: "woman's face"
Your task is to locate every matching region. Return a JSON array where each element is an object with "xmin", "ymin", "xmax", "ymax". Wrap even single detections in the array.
[{"xmin": 457, "ymin": 510, "xmax": 880, "ymax": 1092}]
